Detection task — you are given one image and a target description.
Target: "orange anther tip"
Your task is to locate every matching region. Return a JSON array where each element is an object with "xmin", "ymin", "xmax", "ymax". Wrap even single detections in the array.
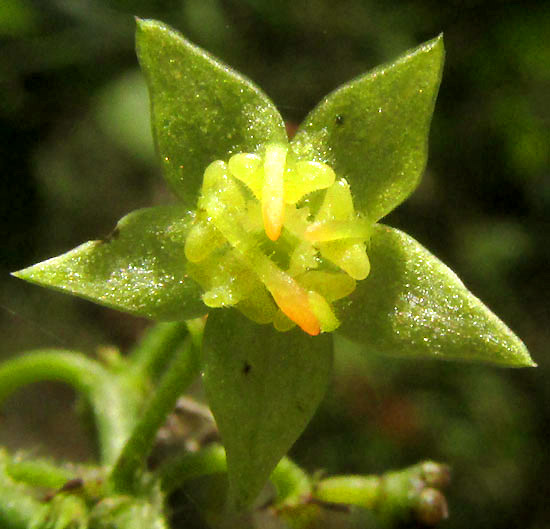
[
  {"xmin": 263, "ymin": 200, "xmax": 284, "ymax": 241},
  {"xmin": 271, "ymin": 288, "xmax": 321, "ymax": 336},
  {"xmin": 289, "ymin": 310, "xmax": 320, "ymax": 336},
  {"xmin": 264, "ymin": 220, "xmax": 282, "ymax": 241},
  {"xmin": 304, "ymin": 324, "xmax": 321, "ymax": 336}
]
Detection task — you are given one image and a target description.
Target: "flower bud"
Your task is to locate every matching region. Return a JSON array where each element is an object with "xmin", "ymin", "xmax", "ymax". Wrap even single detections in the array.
[
  {"xmin": 414, "ymin": 488, "xmax": 449, "ymax": 526},
  {"xmin": 420, "ymin": 461, "xmax": 451, "ymax": 490}
]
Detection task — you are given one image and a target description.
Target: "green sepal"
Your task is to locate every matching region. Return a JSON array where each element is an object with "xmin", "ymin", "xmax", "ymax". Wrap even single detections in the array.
[
  {"xmin": 13, "ymin": 207, "xmax": 206, "ymax": 321},
  {"xmin": 136, "ymin": 18, "xmax": 287, "ymax": 207},
  {"xmin": 337, "ymin": 224, "xmax": 534, "ymax": 367},
  {"xmin": 202, "ymin": 309, "xmax": 333, "ymax": 509},
  {"xmin": 291, "ymin": 35, "xmax": 444, "ymax": 222}
]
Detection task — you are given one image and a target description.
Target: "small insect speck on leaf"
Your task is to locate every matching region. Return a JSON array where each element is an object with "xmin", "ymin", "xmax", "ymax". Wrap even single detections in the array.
[
  {"xmin": 242, "ymin": 361, "xmax": 251, "ymax": 375},
  {"xmin": 335, "ymin": 114, "xmax": 344, "ymax": 125}
]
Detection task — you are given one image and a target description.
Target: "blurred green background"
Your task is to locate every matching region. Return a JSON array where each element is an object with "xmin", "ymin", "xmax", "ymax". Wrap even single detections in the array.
[{"xmin": 0, "ymin": 1, "xmax": 548, "ymax": 528}]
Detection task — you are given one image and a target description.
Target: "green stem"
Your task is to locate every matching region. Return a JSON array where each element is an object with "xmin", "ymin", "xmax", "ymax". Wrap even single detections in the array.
[
  {"xmin": 270, "ymin": 457, "xmax": 311, "ymax": 507},
  {"xmin": 109, "ymin": 335, "xmax": 200, "ymax": 493},
  {"xmin": 159, "ymin": 442, "xmax": 310, "ymax": 508},
  {"xmin": 0, "ymin": 351, "xmax": 136, "ymax": 465},
  {"xmin": 159, "ymin": 444, "xmax": 227, "ymax": 495},
  {"xmin": 312, "ymin": 461, "xmax": 450, "ymax": 525},
  {"xmin": 128, "ymin": 322, "xmax": 189, "ymax": 381},
  {"xmin": 313, "ymin": 475, "xmax": 380, "ymax": 509}
]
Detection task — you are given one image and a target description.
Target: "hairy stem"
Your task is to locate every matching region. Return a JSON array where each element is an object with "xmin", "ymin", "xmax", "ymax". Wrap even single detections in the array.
[
  {"xmin": 270, "ymin": 456, "xmax": 311, "ymax": 507},
  {"xmin": 159, "ymin": 442, "xmax": 310, "ymax": 508},
  {"xmin": 0, "ymin": 351, "xmax": 137, "ymax": 465},
  {"xmin": 312, "ymin": 461, "xmax": 450, "ymax": 525},
  {"xmin": 128, "ymin": 322, "xmax": 189, "ymax": 381},
  {"xmin": 109, "ymin": 334, "xmax": 200, "ymax": 493},
  {"xmin": 313, "ymin": 475, "xmax": 380, "ymax": 509},
  {"xmin": 159, "ymin": 444, "xmax": 227, "ymax": 494}
]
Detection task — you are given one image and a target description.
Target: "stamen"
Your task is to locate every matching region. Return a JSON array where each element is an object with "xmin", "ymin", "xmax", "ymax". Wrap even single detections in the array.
[
  {"xmin": 304, "ymin": 219, "xmax": 371, "ymax": 242},
  {"xmin": 262, "ymin": 144, "xmax": 287, "ymax": 241},
  {"xmin": 284, "ymin": 161, "xmax": 335, "ymax": 204},
  {"xmin": 184, "ymin": 219, "xmax": 225, "ymax": 262},
  {"xmin": 308, "ymin": 291, "xmax": 339, "ymax": 333},
  {"xmin": 297, "ymin": 271, "xmax": 356, "ymax": 301},
  {"xmin": 320, "ymin": 240, "xmax": 371, "ymax": 280},
  {"xmin": 237, "ymin": 285, "xmax": 278, "ymax": 324},
  {"xmin": 316, "ymin": 178, "xmax": 354, "ymax": 222},
  {"xmin": 228, "ymin": 153, "xmax": 263, "ymax": 199},
  {"xmin": 270, "ymin": 280, "xmax": 320, "ymax": 336},
  {"xmin": 188, "ymin": 146, "xmax": 372, "ymax": 335}
]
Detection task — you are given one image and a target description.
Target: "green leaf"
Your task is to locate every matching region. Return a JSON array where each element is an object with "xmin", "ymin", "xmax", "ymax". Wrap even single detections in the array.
[
  {"xmin": 202, "ymin": 309, "xmax": 333, "ymax": 509},
  {"xmin": 291, "ymin": 35, "xmax": 444, "ymax": 222},
  {"xmin": 136, "ymin": 18, "xmax": 287, "ymax": 207},
  {"xmin": 13, "ymin": 207, "xmax": 206, "ymax": 321},
  {"xmin": 337, "ymin": 224, "xmax": 534, "ymax": 367}
]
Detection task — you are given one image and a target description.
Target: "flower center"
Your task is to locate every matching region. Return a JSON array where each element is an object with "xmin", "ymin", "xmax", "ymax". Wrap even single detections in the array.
[{"xmin": 184, "ymin": 143, "xmax": 371, "ymax": 335}]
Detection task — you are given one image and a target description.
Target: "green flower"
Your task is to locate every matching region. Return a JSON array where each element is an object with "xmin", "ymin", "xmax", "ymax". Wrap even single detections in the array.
[
  {"xmin": 185, "ymin": 144, "xmax": 368, "ymax": 335},
  {"xmin": 13, "ymin": 19, "xmax": 533, "ymax": 508}
]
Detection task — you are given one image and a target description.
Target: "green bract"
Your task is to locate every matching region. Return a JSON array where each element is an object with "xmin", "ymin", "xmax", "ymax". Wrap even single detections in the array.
[{"xmin": 13, "ymin": 19, "xmax": 534, "ymax": 509}]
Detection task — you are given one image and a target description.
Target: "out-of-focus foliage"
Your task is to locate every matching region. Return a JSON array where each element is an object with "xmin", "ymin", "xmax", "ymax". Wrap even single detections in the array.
[{"xmin": 1, "ymin": 1, "xmax": 548, "ymax": 528}]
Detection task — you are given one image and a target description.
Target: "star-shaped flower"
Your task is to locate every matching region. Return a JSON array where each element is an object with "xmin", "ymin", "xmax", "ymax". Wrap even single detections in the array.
[{"xmin": 14, "ymin": 19, "xmax": 533, "ymax": 508}]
